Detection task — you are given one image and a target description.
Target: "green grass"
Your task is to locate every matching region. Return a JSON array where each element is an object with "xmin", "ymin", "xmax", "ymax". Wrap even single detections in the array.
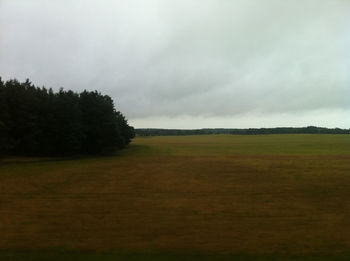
[
  {"xmin": 133, "ymin": 134, "xmax": 350, "ymax": 156},
  {"xmin": 0, "ymin": 134, "xmax": 350, "ymax": 260}
]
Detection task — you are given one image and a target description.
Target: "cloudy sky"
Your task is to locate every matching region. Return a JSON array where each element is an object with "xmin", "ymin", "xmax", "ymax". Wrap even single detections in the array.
[{"xmin": 1, "ymin": 0, "xmax": 349, "ymax": 128}]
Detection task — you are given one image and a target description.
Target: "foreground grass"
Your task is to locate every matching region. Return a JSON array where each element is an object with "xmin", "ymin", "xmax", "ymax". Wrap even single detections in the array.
[
  {"xmin": 0, "ymin": 135, "xmax": 350, "ymax": 260},
  {"xmin": 1, "ymin": 250, "xmax": 350, "ymax": 261}
]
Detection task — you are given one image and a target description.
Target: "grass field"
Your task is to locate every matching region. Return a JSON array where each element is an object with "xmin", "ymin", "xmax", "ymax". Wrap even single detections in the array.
[{"xmin": 1, "ymin": 134, "xmax": 350, "ymax": 260}]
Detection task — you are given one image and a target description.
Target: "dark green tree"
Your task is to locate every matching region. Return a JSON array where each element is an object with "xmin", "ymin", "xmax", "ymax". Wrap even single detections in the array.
[
  {"xmin": 0, "ymin": 77, "xmax": 134, "ymax": 156},
  {"xmin": 0, "ymin": 77, "xmax": 10, "ymax": 154}
]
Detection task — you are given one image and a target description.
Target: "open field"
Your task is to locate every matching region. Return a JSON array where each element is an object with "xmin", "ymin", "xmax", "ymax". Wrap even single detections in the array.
[{"xmin": 1, "ymin": 134, "xmax": 350, "ymax": 260}]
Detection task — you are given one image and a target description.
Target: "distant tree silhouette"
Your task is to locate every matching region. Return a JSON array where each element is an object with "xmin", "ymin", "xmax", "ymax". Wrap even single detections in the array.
[
  {"xmin": 135, "ymin": 127, "xmax": 350, "ymax": 136},
  {"xmin": 0, "ymin": 77, "xmax": 134, "ymax": 156}
]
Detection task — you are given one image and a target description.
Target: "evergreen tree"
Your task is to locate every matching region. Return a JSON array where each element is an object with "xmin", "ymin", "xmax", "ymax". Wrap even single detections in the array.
[
  {"xmin": 0, "ymin": 77, "xmax": 134, "ymax": 156},
  {"xmin": 0, "ymin": 77, "xmax": 10, "ymax": 154}
]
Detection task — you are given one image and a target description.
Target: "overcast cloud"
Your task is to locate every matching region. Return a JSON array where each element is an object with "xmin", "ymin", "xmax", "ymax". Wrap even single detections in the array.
[{"xmin": 1, "ymin": 0, "xmax": 349, "ymax": 128}]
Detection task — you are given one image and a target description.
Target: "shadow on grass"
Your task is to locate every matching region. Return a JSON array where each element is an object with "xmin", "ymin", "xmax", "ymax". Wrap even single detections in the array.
[{"xmin": 0, "ymin": 143, "xmax": 146, "ymax": 167}]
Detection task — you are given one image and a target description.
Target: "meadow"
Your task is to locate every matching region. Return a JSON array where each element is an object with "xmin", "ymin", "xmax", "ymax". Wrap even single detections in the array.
[{"xmin": 1, "ymin": 134, "xmax": 350, "ymax": 260}]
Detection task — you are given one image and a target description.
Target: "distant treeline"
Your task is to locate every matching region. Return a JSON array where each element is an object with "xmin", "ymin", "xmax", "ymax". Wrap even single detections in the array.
[
  {"xmin": 136, "ymin": 126, "xmax": 350, "ymax": 136},
  {"xmin": 0, "ymin": 77, "xmax": 134, "ymax": 156}
]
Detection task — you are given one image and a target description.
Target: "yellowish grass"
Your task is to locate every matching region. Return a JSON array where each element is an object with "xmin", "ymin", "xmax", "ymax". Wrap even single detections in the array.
[{"xmin": 0, "ymin": 135, "xmax": 350, "ymax": 255}]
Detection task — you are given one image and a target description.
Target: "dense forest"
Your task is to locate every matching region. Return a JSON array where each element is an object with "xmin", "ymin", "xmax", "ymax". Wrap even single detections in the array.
[
  {"xmin": 136, "ymin": 126, "xmax": 350, "ymax": 136},
  {"xmin": 0, "ymin": 77, "xmax": 134, "ymax": 156}
]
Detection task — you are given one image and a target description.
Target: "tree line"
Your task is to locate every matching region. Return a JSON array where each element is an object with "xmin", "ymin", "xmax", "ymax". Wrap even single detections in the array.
[
  {"xmin": 0, "ymin": 77, "xmax": 134, "ymax": 156},
  {"xmin": 136, "ymin": 126, "xmax": 350, "ymax": 136}
]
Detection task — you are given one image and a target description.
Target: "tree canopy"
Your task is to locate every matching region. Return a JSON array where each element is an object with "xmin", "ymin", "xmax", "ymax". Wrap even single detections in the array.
[{"xmin": 0, "ymin": 77, "xmax": 134, "ymax": 156}]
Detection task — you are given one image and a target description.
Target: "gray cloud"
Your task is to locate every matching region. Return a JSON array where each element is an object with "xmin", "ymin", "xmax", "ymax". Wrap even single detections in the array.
[{"xmin": 1, "ymin": 0, "xmax": 349, "ymax": 128}]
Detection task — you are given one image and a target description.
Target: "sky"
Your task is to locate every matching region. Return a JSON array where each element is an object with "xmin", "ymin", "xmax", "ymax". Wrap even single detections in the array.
[{"xmin": 1, "ymin": 0, "xmax": 349, "ymax": 129}]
